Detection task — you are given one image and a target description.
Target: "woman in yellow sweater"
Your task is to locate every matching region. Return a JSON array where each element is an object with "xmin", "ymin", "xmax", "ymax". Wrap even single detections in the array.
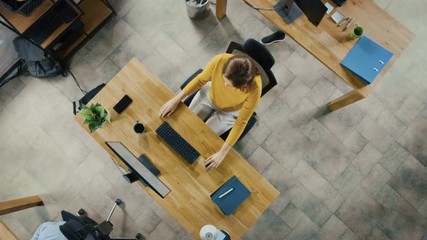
[{"xmin": 159, "ymin": 53, "xmax": 262, "ymax": 169}]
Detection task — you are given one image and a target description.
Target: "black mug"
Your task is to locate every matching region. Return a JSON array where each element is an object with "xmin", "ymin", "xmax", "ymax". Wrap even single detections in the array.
[{"xmin": 134, "ymin": 120, "xmax": 145, "ymax": 134}]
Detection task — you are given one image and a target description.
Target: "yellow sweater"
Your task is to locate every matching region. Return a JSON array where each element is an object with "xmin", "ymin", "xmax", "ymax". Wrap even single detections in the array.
[{"xmin": 182, "ymin": 53, "xmax": 262, "ymax": 146}]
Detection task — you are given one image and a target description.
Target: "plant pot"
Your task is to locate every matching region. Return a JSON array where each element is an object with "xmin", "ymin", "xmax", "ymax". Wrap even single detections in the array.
[{"xmin": 80, "ymin": 103, "xmax": 111, "ymax": 133}]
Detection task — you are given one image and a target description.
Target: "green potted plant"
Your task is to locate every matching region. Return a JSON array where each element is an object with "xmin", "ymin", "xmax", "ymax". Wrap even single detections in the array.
[{"xmin": 79, "ymin": 103, "xmax": 111, "ymax": 133}]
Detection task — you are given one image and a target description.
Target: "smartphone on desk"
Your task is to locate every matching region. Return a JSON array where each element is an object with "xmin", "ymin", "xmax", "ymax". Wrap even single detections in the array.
[{"xmin": 114, "ymin": 95, "xmax": 133, "ymax": 114}]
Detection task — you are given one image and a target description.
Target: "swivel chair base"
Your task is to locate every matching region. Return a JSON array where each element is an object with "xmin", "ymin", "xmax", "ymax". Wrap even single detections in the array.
[{"xmin": 61, "ymin": 198, "xmax": 144, "ymax": 240}]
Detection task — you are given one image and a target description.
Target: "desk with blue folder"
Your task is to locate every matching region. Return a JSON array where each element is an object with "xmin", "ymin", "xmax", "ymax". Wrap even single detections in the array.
[
  {"xmin": 216, "ymin": 0, "xmax": 414, "ymax": 111},
  {"xmin": 74, "ymin": 58, "xmax": 280, "ymax": 239}
]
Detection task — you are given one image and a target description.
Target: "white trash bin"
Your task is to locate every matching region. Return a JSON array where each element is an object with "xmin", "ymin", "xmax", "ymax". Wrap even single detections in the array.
[{"xmin": 185, "ymin": 0, "xmax": 210, "ymax": 20}]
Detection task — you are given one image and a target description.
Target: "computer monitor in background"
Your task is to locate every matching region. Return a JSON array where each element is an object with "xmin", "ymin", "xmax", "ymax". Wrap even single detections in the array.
[
  {"xmin": 274, "ymin": 0, "xmax": 327, "ymax": 27},
  {"xmin": 332, "ymin": 0, "xmax": 346, "ymax": 7},
  {"xmin": 295, "ymin": 0, "xmax": 328, "ymax": 26},
  {"xmin": 106, "ymin": 141, "xmax": 171, "ymax": 198}
]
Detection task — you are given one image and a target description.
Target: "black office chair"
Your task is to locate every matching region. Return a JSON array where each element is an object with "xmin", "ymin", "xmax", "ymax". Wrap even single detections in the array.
[
  {"xmin": 59, "ymin": 199, "xmax": 143, "ymax": 240},
  {"xmin": 180, "ymin": 38, "xmax": 277, "ymax": 141}
]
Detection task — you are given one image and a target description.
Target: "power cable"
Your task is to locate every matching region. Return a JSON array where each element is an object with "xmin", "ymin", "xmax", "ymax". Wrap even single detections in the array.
[
  {"xmin": 65, "ymin": 67, "xmax": 87, "ymax": 94},
  {"xmin": 242, "ymin": 0, "xmax": 275, "ymax": 11}
]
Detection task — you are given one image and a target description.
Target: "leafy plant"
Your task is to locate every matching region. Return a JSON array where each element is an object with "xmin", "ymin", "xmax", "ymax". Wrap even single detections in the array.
[{"xmin": 79, "ymin": 103, "xmax": 111, "ymax": 133}]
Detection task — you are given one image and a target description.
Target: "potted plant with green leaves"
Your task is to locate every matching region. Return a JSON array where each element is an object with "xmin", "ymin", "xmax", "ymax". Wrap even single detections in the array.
[{"xmin": 79, "ymin": 103, "xmax": 111, "ymax": 133}]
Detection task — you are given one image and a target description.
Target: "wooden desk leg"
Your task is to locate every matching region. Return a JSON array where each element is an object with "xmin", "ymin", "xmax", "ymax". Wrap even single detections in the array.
[
  {"xmin": 327, "ymin": 90, "xmax": 365, "ymax": 111},
  {"xmin": 0, "ymin": 220, "xmax": 19, "ymax": 240},
  {"xmin": 0, "ymin": 195, "xmax": 44, "ymax": 216},
  {"xmin": 216, "ymin": 0, "xmax": 227, "ymax": 19}
]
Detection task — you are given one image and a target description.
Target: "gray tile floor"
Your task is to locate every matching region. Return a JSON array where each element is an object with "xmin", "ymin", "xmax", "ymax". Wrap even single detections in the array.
[{"xmin": 1, "ymin": 0, "xmax": 426, "ymax": 239}]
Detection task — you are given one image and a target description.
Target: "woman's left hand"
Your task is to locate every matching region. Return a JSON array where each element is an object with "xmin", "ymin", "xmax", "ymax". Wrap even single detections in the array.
[{"xmin": 205, "ymin": 151, "xmax": 227, "ymax": 170}]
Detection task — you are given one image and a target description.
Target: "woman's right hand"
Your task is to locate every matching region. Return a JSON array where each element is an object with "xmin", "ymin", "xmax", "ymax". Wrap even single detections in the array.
[{"xmin": 159, "ymin": 97, "xmax": 180, "ymax": 118}]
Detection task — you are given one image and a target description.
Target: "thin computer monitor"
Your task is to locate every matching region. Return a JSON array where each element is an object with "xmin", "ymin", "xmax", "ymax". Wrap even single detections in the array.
[
  {"xmin": 106, "ymin": 141, "xmax": 171, "ymax": 198},
  {"xmin": 295, "ymin": 0, "xmax": 328, "ymax": 26}
]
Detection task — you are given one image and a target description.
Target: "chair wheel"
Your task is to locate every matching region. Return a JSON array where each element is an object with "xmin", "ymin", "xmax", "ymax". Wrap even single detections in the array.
[
  {"xmin": 78, "ymin": 208, "xmax": 87, "ymax": 216},
  {"xmin": 115, "ymin": 199, "xmax": 122, "ymax": 205},
  {"xmin": 135, "ymin": 233, "xmax": 144, "ymax": 239}
]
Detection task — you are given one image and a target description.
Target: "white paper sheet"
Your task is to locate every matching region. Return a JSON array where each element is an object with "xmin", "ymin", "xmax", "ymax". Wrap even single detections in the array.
[{"xmin": 331, "ymin": 11, "xmax": 344, "ymax": 23}]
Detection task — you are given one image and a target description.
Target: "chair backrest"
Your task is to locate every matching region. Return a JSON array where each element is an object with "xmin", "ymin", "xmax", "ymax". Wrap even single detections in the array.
[
  {"xmin": 73, "ymin": 83, "xmax": 105, "ymax": 115},
  {"xmin": 225, "ymin": 38, "xmax": 277, "ymax": 97}
]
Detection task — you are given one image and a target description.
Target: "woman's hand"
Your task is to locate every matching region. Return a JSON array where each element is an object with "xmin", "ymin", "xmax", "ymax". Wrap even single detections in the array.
[
  {"xmin": 159, "ymin": 91, "xmax": 187, "ymax": 118},
  {"xmin": 205, "ymin": 142, "xmax": 232, "ymax": 170},
  {"xmin": 205, "ymin": 151, "xmax": 227, "ymax": 170},
  {"xmin": 159, "ymin": 97, "xmax": 180, "ymax": 118}
]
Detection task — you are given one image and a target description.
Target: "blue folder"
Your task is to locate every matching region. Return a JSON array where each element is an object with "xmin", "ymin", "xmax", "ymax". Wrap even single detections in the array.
[
  {"xmin": 211, "ymin": 175, "xmax": 251, "ymax": 216},
  {"xmin": 341, "ymin": 35, "xmax": 393, "ymax": 84}
]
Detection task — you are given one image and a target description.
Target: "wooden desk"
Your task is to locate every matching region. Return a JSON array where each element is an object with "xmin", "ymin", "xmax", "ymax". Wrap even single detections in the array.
[
  {"xmin": 216, "ymin": 0, "xmax": 414, "ymax": 111},
  {"xmin": 0, "ymin": 220, "xmax": 19, "ymax": 240},
  {"xmin": 74, "ymin": 58, "xmax": 279, "ymax": 239}
]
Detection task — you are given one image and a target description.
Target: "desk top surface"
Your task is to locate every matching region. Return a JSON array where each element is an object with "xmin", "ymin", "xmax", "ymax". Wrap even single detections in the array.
[
  {"xmin": 247, "ymin": 0, "xmax": 414, "ymax": 91},
  {"xmin": 0, "ymin": 0, "xmax": 53, "ymax": 33},
  {"xmin": 74, "ymin": 58, "xmax": 280, "ymax": 239}
]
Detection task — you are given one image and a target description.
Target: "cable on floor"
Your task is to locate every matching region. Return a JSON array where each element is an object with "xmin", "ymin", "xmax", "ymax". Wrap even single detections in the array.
[
  {"xmin": 65, "ymin": 67, "xmax": 87, "ymax": 94},
  {"xmin": 242, "ymin": 0, "xmax": 275, "ymax": 11}
]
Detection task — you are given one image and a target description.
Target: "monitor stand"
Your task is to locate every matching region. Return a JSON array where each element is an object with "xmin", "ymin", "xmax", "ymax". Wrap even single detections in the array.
[
  {"xmin": 121, "ymin": 155, "xmax": 161, "ymax": 187},
  {"xmin": 274, "ymin": 0, "xmax": 303, "ymax": 24}
]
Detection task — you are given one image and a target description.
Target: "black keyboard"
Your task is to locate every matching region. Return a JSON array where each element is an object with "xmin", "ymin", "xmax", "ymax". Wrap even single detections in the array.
[
  {"xmin": 24, "ymin": 11, "xmax": 63, "ymax": 44},
  {"xmin": 156, "ymin": 122, "xmax": 200, "ymax": 164}
]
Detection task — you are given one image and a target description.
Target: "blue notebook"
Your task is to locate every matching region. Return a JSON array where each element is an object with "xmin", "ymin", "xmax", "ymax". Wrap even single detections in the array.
[
  {"xmin": 211, "ymin": 176, "xmax": 251, "ymax": 216},
  {"xmin": 341, "ymin": 36, "xmax": 393, "ymax": 84}
]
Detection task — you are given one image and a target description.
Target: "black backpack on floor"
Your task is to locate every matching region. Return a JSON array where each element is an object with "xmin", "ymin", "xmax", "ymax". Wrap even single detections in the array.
[{"xmin": 13, "ymin": 37, "xmax": 64, "ymax": 78}]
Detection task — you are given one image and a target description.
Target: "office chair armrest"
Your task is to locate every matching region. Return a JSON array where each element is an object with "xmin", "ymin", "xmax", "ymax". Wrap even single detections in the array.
[
  {"xmin": 180, "ymin": 68, "xmax": 203, "ymax": 90},
  {"xmin": 226, "ymin": 41, "xmax": 244, "ymax": 54},
  {"xmin": 261, "ymin": 70, "xmax": 277, "ymax": 97},
  {"xmin": 180, "ymin": 68, "xmax": 203, "ymax": 106}
]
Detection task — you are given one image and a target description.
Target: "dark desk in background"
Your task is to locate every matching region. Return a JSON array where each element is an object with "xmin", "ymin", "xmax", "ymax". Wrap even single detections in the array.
[{"xmin": 0, "ymin": 0, "xmax": 114, "ymax": 81}]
